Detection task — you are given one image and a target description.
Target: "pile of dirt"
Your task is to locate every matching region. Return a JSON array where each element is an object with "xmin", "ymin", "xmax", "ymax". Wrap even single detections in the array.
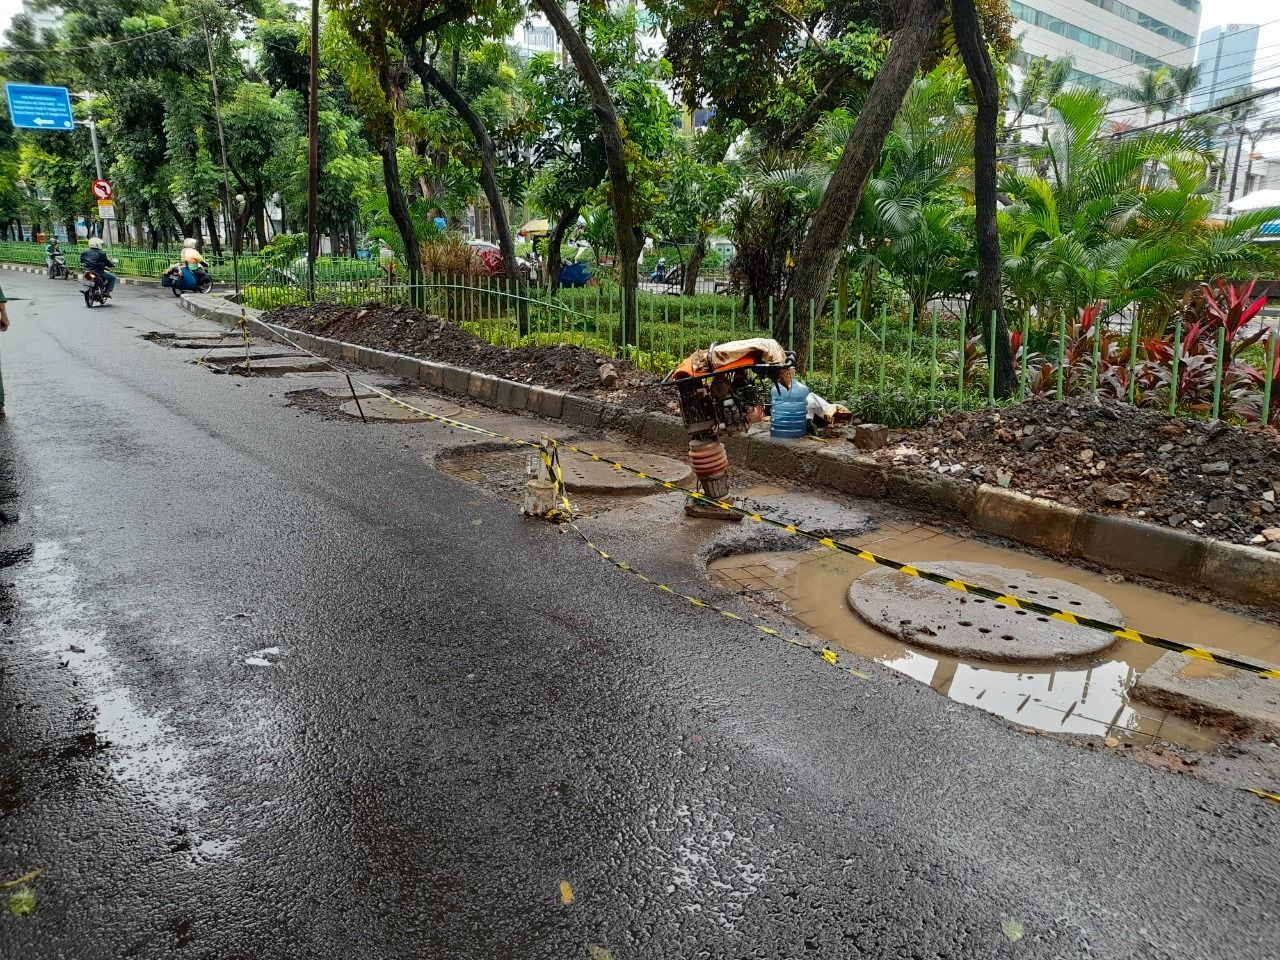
[
  {"xmin": 266, "ymin": 303, "xmax": 672, "ymax": 412},
  {"xmin": 876, "ymin": 396, "xmax": 1280, "ymax": 544}
]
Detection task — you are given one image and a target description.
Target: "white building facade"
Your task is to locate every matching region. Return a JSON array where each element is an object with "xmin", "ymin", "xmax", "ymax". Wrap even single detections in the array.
[{"xmin": 1010, "ymin": 0, "xmax": 1201, "ymax": 98}]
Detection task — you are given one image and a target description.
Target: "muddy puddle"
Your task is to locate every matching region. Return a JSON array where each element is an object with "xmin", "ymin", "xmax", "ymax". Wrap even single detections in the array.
[{"xmin": 711, "ymin": 521, "xmax": 1280, "ymax": 750}]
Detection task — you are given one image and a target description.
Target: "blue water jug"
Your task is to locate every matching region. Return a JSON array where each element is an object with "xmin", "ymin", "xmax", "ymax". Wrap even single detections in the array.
[{"xmin": 770, "ymin": 379, "xmax": 810, "ymax": 439}]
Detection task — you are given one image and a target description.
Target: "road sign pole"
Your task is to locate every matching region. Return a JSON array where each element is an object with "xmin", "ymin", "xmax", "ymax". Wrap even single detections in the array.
[{"xmin": 85, "ymin": 117, "xmax": 111, "ymax": 251}]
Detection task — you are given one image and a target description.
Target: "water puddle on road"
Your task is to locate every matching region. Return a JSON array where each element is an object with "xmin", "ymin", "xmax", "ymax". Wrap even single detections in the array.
[{"xmin": 710, "ymin": 522, "xmax": 1280, "ymax": 750}]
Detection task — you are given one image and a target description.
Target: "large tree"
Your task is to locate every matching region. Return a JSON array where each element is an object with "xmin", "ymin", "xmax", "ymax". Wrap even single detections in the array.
[{"xmin": 779, "ymin": 0, "xmax": 948, "ymax": 362}]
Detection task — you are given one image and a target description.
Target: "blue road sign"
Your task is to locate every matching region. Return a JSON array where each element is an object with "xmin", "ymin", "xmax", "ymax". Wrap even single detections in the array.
[{"xmin": 4, "ymin": 83, "xmax": 75, "ymax": 131}]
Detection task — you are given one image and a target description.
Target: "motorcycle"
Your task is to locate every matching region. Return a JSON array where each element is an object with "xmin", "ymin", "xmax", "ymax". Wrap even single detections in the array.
[
  {"xmin": 161, "ymin": 263, "xmax": 214, "ymax": 296},
  {"xmin": 82, "ymin": 271, "xmax": 110, "ymax": 308},
  {"xmin": 47, "ymin": 252, "xmax": 69, "ymax": 280}
]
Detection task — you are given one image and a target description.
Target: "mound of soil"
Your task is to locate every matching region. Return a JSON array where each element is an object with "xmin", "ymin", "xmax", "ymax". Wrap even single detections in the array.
[
  {"xmin": 877, "ymin": 396, "xmax": 1280, "ymax": 544},
  {"xmin": 266, "ymin": 303, "xmax": 672, "ymax": 412}
]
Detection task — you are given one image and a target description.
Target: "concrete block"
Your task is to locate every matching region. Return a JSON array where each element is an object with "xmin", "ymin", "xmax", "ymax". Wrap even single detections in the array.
[
  {"xmin": 886, "ymin": 467, "xmax": 979, "ymax": 517},
  {"xmin": 968, "ymin": 485, "xmax": 1079, "ymax": 555},
  {"xmin": 745, "ymin": 434, "xmax": 820, "ymax": 482},
  {"xmin": 467, "ymin": 372, "xmax": 500, "ymax": 404},
  {"xmin": 598, "ymin": 402, "xmax": 644, "ymax": 435},
  {"xmin": 1198, "ymin": 540, "xmax": 1280, "ymax": 612},
  {"xmin": 340, "ymin": 342, "xmax": 359, "ymax": 362},
  {"xmin": 355, "ymin": 346, "xmax": 377, "ymax": 368},
  {"xmin": 1132, "ymin": 646, "xmax": 1280, "ymax": 737},
  {"xmin": 814, "ymin": 447, "xmax": 887, "ymax": 498},
  {"xmin": 562, "ymin": 394, "xmax": 605, "ymax": 428},
  {"xmin": 639, "ymin": 413, "xmax": 690, "ymax": 447},
  {"xmin": 368, "ymin": 350, "xmax": 398, "ymax": 374},
  {"xmin": 1071, "ymin": 513, "xmax": 1206, "ymax": 586},
  {"xmin": 417, "ymin": 361, "xmax": 445, "ymax": 389},
  {"xmin": 394, "ymin": 355, "xmax": 420, "ymax": 380},
  {"xmin": 495, "ymin": 378, "xmax": 530, "ymax": 411},
  {"xmin": 439, "ymin": 365, "xmax": 471, "ymax": 396},
  {"xmin": 527, "ymin": 387, "xmax": 565, "ymax": 419}
]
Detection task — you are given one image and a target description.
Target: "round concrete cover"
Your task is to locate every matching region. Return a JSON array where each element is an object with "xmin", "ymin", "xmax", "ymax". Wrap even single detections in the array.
[
  {"xmin": 561, "ymin": 451, "xmax": 694, "ymax": 494},
  {"xmin": 847, "ymin": 561, "xmax": 1122, "ymax": 663},
  {"xmin": 339, "ymin": 396, "xmax": 462, "ymax": 421}
]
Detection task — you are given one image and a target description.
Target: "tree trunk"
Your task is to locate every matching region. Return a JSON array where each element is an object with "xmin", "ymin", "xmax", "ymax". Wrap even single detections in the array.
[
  {"xmin": 535, "ymin": 0, "xmax": 641, "ymax": 345},
  {"xmin": 953, "ymin": 0, "xmax": 1016, "ymax": 398},
  {"xmin": 65, "ymin": 219, "xmax": 76, "ymax": 243},
  {"xmin": 204, "ymin": 210, "xmax": 222, "ymax": 257},
  {"xmin": 547, "ymin": 204, "xmax": 580, "ymax": 295},
  {"xmin": 682, "ymin": 234, "xmax": 708, "ymax": 296},
  {"xmin": 780, "ymin": 0, "xmax": 946, "ymax": 366},
  {"xmin": 403, "ymin": 43, "xmax": 527, "ymax": 334},
  {"xmin": 375, "ymin": 60, "xmax": 422, "ymax": 295}
]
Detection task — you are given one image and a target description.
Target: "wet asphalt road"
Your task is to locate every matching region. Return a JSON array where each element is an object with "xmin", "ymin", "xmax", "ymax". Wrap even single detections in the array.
[{"xmin": 0, "ymin": 273, "xmax": 1276, "ymax": 959}]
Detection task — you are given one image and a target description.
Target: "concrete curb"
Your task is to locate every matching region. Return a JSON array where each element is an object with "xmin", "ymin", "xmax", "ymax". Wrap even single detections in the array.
[{"xmin": 174, "ymin": 294, "xmax": 1280, "ymax": 612}]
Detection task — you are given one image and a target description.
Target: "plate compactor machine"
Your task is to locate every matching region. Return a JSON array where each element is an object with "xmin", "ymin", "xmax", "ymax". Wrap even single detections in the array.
[{"xmin": 663, "ymin": 338, "xmax": 794, "ymax": 520}]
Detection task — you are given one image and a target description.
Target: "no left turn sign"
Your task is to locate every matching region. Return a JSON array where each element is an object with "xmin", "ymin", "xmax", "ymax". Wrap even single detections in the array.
[{"xmin": 91, "ymin": 178, "xmax": 112, "ymax": 200}]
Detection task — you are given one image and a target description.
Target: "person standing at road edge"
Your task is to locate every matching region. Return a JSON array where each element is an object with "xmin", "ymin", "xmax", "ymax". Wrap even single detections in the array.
[{"xmin": 0, "ymin": 283, "xmax": 9, "ymax": 418}]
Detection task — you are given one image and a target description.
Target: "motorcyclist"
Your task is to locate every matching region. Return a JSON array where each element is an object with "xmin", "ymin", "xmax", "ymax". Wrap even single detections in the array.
[
  {"xmin": 650, "ymin": 256, "xmax": 667, "ymax": 282},
  {"xmin": 44, "ymin": 237, "xmax": 62, "ymax": 268},
  {"xmin": 78, "ymin": 237, "xmax": 117, "ymax": 297},
  {"xmin": 180, "ymin": 238, "xmax": 210, "ymax": 286}
]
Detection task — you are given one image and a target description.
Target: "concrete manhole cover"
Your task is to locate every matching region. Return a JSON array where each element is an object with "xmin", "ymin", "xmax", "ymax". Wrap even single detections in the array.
[
  {"xmin": 847, "ymin": 561, "xmax": 1121, "ymax": 663},
  {"xmin": 560, "ymin": 451, "xmax": 693, "ymax": 494},
  {"xmin": 338, "ymin": 396, "xmax": 462, "ymax": 421}
]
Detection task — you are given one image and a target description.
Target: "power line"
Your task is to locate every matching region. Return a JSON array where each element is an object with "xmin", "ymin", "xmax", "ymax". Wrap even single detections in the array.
[
  {"xmin": 1109, "ymin": 85, "xmax": 1280, "ymax": 136},
  {"xmin": 0, "ymin": 16, "xmax": 198, "ymax": 54}
]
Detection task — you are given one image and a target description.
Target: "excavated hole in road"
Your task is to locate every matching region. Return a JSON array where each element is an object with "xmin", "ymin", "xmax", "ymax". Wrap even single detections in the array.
[{"xmin": 710, "ymin": 520, "xmax": 1280, "ymax": 752}]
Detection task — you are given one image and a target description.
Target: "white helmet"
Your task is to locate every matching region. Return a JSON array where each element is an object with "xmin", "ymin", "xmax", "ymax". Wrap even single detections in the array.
[
  {"xmin": 183, "ymin": 238, "xmax": 198, "ymax": 248},
  {"xmin": 88, "ymin": 237, "xmax": 104, "ymax": 249}
]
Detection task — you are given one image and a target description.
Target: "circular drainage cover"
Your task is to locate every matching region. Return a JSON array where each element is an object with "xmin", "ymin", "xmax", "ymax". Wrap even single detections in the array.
[
  {"xmin": 847, "ymin": 561, "xmax": 1121, "ymax": 663},
  {"xmin": 561, "ymin": 451, "xmax": 694, "ymax": 494},
  {"xmin": 339, "ymin": 396, "xmax": 462, "ymax": 421}
]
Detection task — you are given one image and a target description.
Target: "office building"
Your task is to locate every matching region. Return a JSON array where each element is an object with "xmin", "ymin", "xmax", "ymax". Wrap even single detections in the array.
[
  {"xmin": 1011, "ymin": 0, "xmax": 1201, "ymax": 100},
  {"xmin": 1190, "ymin": 23, "xmax": 1260, "ymax": 110}
]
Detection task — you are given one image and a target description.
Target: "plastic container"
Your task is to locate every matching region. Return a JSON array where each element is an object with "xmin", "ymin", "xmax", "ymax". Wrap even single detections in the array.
[{"xmin": 770, "ymin": 379, "xmax": 810, "ymax": 439}]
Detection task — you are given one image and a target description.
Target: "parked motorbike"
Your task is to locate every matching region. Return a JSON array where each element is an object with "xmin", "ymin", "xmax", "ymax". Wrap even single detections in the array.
[
  {"xmin": 82, "ymin": 271, "xmax": 110, "ymax": 308},
  {"xmin": 161, "ymin": 263, "xmax": 214, "ymax": 296},
  {"xmin": 47, "ymin": 252, "xmax": 69, "ymax": 280}
]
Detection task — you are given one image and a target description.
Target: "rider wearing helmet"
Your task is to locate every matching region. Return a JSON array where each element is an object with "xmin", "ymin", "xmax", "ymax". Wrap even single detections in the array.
[
  {"xmin": 178, "ymin": 238, "xmax": 210, "ymax": 286},
  {"xmin": 44, "ymin": 236, "xmax": 61, "ymax": 268},
  {"xmin": 79, "ymin": 237, "xmax": 117, "ymax": 297}
]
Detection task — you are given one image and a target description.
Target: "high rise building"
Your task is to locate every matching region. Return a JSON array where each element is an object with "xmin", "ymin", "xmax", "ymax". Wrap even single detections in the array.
[
  {"xmin": 1190, "ymin": 23, "xmax": 1260, "ymax": 111},
  {"xmin": 1010, "ymin": 0, "xmax": 1201, "ymax": 99}
]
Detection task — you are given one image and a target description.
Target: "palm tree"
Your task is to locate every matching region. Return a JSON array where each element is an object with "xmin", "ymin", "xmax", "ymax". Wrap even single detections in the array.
[
  {"xmin": 1120, "ymin": 67, "xmax": 1172, "ymax": 122},
  {"xmin": 1006, "ymin": 55, "xmax": 1074, "ymax": 135},
  {"xmin": 1165, "ymin": 63, "xmax": 1202, "ymax": 115}
]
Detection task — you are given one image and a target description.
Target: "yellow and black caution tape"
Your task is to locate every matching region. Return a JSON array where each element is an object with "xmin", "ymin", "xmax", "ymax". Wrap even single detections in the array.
[
  {"xmin": 565, "ymin": 521, "xmax": 872, "ymax": 682},
  {"xmin": 1247, "ymin": 788, "xmax": 1280, "ymax": 804},
  {"xmin": 542, "ymin": 439, "xmax": 1280, "ymax": 682},
  {"xmin": 234, "ymin": 313, "xmax": 1278, "ymax": 682}
]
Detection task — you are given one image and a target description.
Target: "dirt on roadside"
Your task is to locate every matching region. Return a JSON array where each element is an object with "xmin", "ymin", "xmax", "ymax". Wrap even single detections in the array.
[
  {"xmin": 875, "ymin": 396, "xmax": 1280, "ymax": 544},
  {"xmin": 265, "ymin": 302, "xmax": 672, "ymax": 412}
]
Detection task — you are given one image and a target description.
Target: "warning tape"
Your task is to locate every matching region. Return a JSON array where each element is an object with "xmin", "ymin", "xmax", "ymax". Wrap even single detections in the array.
[
  {"xmin": 219, "ymin": 311, "xmax": 1279, "ymax": 683},
  {"xmin": 540, "ymin": 439, "xmax": 1280, "ymax": 682}
]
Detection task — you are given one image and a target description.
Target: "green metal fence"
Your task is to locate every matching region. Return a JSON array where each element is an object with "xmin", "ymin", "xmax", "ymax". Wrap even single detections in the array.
[{"xmin": 235, "ymin": 271, "xmax": 1278, "ymax": 428}]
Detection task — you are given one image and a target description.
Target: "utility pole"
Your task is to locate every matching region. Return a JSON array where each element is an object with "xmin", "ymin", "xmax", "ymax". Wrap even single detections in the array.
[
  {"xmin": 204, "ymin": 18, "xmax": 241, "ymax": 298},
  {"xmin": 73, "ymin": 92, "xmax": 111, "ymax": 252},
  {"xmin": 306, "ymin": 0, "xmax": 320, "ymax": 302}
]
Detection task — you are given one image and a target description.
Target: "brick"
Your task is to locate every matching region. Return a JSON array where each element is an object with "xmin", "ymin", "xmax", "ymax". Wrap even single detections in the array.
[
  {"xmin": 1071, "ymin": 513, "xmax": 1206, "ymax": 586},
  {"xmin": 968, "ymin": 485, "xmax": 1078, "ymax": 555},
  {"xmin": 1198, "ymin": 540, "xmax": 1280, "ymax": 612}
]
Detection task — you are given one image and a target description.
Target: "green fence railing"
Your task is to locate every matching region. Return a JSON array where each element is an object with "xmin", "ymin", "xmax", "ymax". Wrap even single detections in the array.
[{"xmin": 236, "ymin": 271, "xmax": 1278, "ymax": 428}]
